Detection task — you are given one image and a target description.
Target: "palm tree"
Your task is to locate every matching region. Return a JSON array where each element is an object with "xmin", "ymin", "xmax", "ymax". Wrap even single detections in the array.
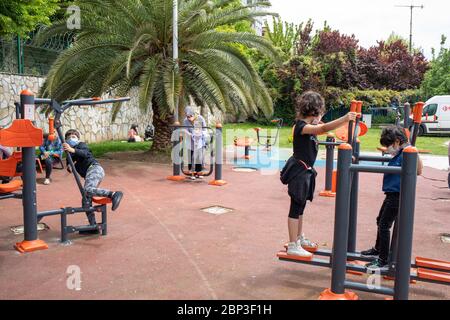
[{"xmin": 38, "ymin": 0, "xmax": 280, "ymax": 152}]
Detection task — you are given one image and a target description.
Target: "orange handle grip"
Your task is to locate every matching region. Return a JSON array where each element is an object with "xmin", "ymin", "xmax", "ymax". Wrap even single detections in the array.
[
  {"xmin": 350, "ymin": 100, "xmax": 358, "ymax": 113},
  {"xmin": 48, "ymin": 118, "xmax": 55, "ymax": 141},
  {"xmin": 356, "ymin": 101, "xmax": 363, "ymax": 118},
  {"xmin": 413, "ymin": 102, "xmax": 425, "ymax": 123}
]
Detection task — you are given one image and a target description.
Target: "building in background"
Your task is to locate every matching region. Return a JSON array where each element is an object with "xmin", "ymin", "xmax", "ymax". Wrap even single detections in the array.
[{"xmin": 242, "ymin": 0, "xmax": 266, "ymax": 36}]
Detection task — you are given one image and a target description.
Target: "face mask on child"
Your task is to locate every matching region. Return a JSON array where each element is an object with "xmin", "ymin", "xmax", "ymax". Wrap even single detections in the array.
[
  {"xmin": 312, "ymin": 116, "xmax": 322, "ymax": 125},
  {"xmin": 67, "ymin": 137, "xmax": 79, "ymax": 147},
  {"xmin": 386, "ymin": 145, "xmax": 399, "ymax": 155}
]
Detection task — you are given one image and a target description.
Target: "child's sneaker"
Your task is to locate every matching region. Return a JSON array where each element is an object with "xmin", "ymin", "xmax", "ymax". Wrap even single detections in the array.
[
  {"xmin": 366, "ymin": 258, "xmax": 388, "ymax": 271},
  {"xmin": 111, "ymin": 191, "xmax": 123, "ymax": 211},
  {"xmin": 361, "ymin": 247, "xmax": 379, "ymax": 257},
  {"xmin": 297, "ymin": 234, "xmax": 318, "ymax": 250},
  {"xmin": 43, "ymin": 179, "xmax": 51, "ymax": 185},
  {"xmin": 287, "ymin": 242, "xmax": 313, "ymax": 258}
]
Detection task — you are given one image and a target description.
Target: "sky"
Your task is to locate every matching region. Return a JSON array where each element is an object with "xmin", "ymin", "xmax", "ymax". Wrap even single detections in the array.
[{"xmin": 268, "ymin": 0, "xmax": 450, "ymax": 59}]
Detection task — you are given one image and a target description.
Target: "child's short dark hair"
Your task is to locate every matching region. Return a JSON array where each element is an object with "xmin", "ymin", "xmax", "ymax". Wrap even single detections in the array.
[
  {"xmin": 380, "ymin": 126, "xmax": 408, "ymax": 147},
  {"xmin": 65, "ymin": 129, "xmax": 80, "ymax": 140},
  {"xmin": 295, "ymin": 91, "xmax": 326, "ymax": 118}
]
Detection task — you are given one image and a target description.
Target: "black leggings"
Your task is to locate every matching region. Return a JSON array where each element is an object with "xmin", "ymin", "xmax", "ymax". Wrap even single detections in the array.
[
  {"xmin": 289, "ymin": 198, "xmax": 307, "ymax": 219},
  {"xmin": 374, "ymin": 193, "xmax": 400, "ymax": 263},
  {"xmin": 43, "ymin": 157, "xmax": 54, "ymax": 179}
]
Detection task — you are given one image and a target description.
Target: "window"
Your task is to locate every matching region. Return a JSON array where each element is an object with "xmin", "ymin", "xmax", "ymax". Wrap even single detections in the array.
[{"xmin": 422, "ymin": 104, "xmax": 438, "ymax": 116}]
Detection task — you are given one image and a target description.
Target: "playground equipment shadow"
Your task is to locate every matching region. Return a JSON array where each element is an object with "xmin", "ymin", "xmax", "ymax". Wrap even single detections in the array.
[{"xmin": 0, "ymin": 160, "xmax": 449, "ymax": 300}]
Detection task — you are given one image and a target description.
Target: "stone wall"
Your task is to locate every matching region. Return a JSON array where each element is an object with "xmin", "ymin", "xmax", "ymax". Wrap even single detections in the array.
[{"xmin": 0, "ymin": 73, "xmax": 153, "ymax": 143}]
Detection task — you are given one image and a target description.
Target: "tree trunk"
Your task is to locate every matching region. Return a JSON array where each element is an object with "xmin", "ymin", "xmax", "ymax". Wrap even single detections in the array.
[{"xmin": 150, "ymin": 102, "xmax": 174, "ymax": 153}]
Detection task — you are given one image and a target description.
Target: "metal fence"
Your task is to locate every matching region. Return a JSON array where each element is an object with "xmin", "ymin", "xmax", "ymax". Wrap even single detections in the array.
[
  {"xmin": 323, "ymin": 106, "xmax": 394, "ymax": 124},
  {"xmin": 0, "ymin": 26, "xmax": 73, "ymax": 76}
]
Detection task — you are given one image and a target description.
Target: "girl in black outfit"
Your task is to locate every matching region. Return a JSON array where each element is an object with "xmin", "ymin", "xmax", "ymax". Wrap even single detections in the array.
[{"xmin": 282, "ymin": 91, "xmax": 356, "ymax": 257}]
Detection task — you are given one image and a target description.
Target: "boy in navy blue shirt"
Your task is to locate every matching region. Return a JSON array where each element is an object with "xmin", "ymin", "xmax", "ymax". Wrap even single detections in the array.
[{"xmin": 363, "ymin": 126, "xmax": 423, "ymax": 269}]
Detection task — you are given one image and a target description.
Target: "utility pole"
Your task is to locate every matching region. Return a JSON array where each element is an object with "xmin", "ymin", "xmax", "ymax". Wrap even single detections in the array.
[
  {"xmin": 173, "ymin": 0, "xmax": 179, "ymax": 123},
  {"xmin": 395, "ymin": 3, "xmax": 424, "ymax": 53}
]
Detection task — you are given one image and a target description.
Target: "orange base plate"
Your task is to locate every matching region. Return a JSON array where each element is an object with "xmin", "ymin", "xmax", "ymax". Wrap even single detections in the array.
[
  {"xmin": 277, "ymin": 251, "xmax": 313, "ymax": 262},
  {"xmin": 209, "ymin": 180, "xmax": 227, "ymax": 186},
  {"xmin": 15, "ymin": 239, "xmax": 48, "ymax": 253},
  {"xmin": 167, "ymin": 175, "xmax": 186, "ymax": 181},
  {"xmin": 319, "ymin": 190, "xmax": 336, "ymax": 198},
  {"xmin": 346, "ymin": 260, "xmax": 367, "ymax": 276},
  {"xmin": 319, "ymin": 288, "xmax": 359, "ymax": 300}
]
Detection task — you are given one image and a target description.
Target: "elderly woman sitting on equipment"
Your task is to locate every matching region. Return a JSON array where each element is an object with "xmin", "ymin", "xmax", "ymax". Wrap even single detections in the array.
[{"xmin": 182, "ymin": 106, "xmax": 209, "ymax": 180}]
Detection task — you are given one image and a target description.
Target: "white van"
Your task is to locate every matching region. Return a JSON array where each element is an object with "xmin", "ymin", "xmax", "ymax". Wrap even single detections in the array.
[{"xmin": 416, "ymin": 95, "xmax": 450, "ymax": 136}]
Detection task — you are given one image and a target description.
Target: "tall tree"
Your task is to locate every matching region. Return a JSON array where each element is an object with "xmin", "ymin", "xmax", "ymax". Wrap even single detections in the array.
[
  {"xmin": 38, "ymin": 0, "xmax": 280, "ymax": 152},
  {"xmin": 421, "ymin": 36, "xmax": 450, "ymax": 98},
  {"xmin": 0, "ymin": 0, "xmax": 60, "ymax": 37}
]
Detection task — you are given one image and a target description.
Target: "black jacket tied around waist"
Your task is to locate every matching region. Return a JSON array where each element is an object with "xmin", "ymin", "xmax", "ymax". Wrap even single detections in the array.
[{"xmin": 280, "ymin": 156, "xmax": 317, "ymax": 203}]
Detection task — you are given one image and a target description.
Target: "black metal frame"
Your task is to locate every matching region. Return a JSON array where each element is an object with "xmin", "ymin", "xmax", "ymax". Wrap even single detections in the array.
[
  {"xmin": 255, "ymin": 119, "xmax": 283, "ymax": 149},
  {"xmin": 170, "ymin": 125, "xmax": 216, "ymax": 178}
]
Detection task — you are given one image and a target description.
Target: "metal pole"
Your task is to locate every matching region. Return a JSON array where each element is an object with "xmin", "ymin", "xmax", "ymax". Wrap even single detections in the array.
[
  {"xmin": 14, "ymin": 90, "xmax": 48, "ymax": 253},
  {"xmin": 329, "ymin": 144, "xmax": 354, "ymax": 296},
  {"xmin": 173, "ymin": 0, "xmax": 179, "ymax": 123},
  {"xmin": 348, "ymin": 140, "xmax": 360, "ymax": 253},
  {"xmin": 325, "ymin": 135, "xmax": 335, "ymax": 191},
  {"xmin": 393, "ymin": 147, "xmax": 418, "ymax": 300},
  {"xmin": 209, "ymin": 123, "xmax": 227, "ymax": 186},
  {"xmin": 409, "ymin": 6, "xmax": 413, "ymax": 53},
  {"xmin": 16, "ymin": 35, "xmax": 23, "ymax": 74},
  {"xmin": 167, "ymin": 124, "xmax": 185, "ymax": 181},
  {"xmin": 20, "ymin": 92, "xmax": 37, "ymax": 241},
  {"xmin": 404, "ymin": 102, "xmax": 411, "ymax": 130}
]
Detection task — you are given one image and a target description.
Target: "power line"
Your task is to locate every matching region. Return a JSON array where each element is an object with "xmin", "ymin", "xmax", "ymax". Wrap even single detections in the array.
[{"xmin": 395, "ymin": 3, "xmax": 424, "ymax": 53}]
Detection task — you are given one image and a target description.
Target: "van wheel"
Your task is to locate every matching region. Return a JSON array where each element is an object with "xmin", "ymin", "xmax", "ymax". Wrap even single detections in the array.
[{"xmin": 418, "ymin": 125, "xmax": 426, "ymax": 136}]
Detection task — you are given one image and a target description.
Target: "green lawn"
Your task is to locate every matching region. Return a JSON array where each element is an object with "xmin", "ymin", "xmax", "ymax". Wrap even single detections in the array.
[
  {"xmin": 222, "ymin": 123, "xmax": 450, "ymax": 156},
  {"xmin": 88, "ymin": 141, "xmax": 152, "ymax": 158},
  {"xmin": 65, "ymin": 125, "xmax": 448, "ymax": 158}
]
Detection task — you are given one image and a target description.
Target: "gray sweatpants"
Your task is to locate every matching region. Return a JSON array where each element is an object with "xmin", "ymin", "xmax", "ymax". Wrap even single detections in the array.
[{"xmin": 84, "ymin": 164, "xmax": 111, "ymax": 199}]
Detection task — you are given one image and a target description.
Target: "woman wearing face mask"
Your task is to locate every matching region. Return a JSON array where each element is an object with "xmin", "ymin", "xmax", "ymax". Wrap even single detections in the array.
[
  {"xmin": 362, "ymin": 125, "xmax": 423, "ymax": 270},
  {"xmin": 281, "ymin": 91, "xmax": 357, "ymax": 258},
  {"xmin": 62, "ymin": 129, "xmax": 124, "ymax": 234},
  {"xmin": 182, "ymin": 106, "xmax": 209, "ymax": 180}
]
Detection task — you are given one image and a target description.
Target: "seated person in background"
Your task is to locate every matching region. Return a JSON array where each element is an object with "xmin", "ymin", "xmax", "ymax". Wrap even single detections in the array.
[
  {"xmin": 39, "ymin": 133, "xmax": 63, "ymax": 185},
  {"xmin": 0, "ymin": 143, "xmax": 13, "ymax": 184},
  {"xmin": 0, "ymin": 144, "xmax": 11, "ymax": 160},
  {"xmin": 128, "ymin": 124, "xmax": 142, "ymax": 142}
]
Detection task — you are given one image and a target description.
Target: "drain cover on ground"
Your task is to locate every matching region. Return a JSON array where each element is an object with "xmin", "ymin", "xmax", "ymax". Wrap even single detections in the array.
[
  {"xmin": 440, "ymin": 233, "xmax": 450, "ymax": 244},
  {"xmin": 201, "ymin": 206, "xmax": 234, "ymax": 215},
  {"xmin": 232, "ymin": 167, "xmax": 258, "ymax": 172},
  {"xmin": 10, "ymin": 223, "xmax": 49, "ymax": 235}
]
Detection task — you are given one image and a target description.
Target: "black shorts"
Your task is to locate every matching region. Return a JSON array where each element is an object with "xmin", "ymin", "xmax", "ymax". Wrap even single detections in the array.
[{"xmin": 289, "ymin": 198, "xmax": 307, "ymax": 219}]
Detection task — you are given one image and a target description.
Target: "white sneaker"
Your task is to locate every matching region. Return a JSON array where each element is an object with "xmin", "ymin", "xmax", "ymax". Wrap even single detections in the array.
[
  {"xmin": 43, "ymin": 179, "xmax": 50, "ymax": 185},
  {"xmin": 189, "ymin": 176, "xmax": 196, "ymax": 181},
  {"xmin": 297, "ymin": 234, "xmax": 318, "ymax": 250},
  {"xmin": 286, "ymin": 242, "xmax": 313, "ymax": 257}
]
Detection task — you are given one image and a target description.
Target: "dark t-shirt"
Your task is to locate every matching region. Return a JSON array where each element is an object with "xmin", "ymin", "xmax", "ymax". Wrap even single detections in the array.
[
  {"xmin": 68, "ymin": 142, "xmax": 99, "ymax": 178},
  {"xmin": 293, "ymin": 120, "xmax": 319, "ymax": 168}
]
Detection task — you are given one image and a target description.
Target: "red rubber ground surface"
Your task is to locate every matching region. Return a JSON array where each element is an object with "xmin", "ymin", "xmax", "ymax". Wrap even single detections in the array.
[{"xmin": 0, "ymin": 161, "xmax": 449, "ymax": 300}]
